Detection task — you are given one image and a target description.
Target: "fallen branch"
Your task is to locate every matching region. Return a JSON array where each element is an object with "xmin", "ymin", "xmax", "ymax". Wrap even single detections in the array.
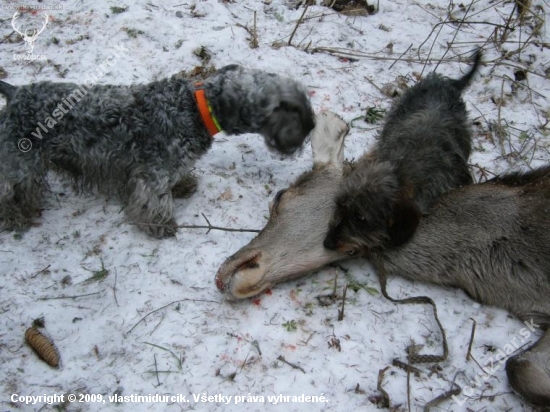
[
  {"xmin": 424, "ymin": 382, "xmax": 462, "ymax": 412},
  {"xmin": 39, "ymin": 292, "xmax": 101, "ymax": 301},
  {"xmin": 466, "ymin": 318, "xmax": 476, "ymax": 361},
  {"xmin": 377, "ymin": 366, "xmax": 391, "ymax": 408},
  {"xmin": 311, "ymin": 46, "xmax": 467, "ymax": 65},
  {"xmin": 127, "ymin": 298, "xmax": 219, "ymax": 334},
  {"xmin": 388, "ymin": 43, "xmax": 413, "ymax": 70},
  {"xmin": 288, "ymin": 5, "xmax": 309, "ymax": 46},
  {"xmin": 0, "ymin": 31, "xmax": 15, "ymax": 45},
  {"xmin": 277, "ymin": 355, "xmax": 306, "ymax": 373},
  {"xmin": 392, "ymin": 359, "xmax": 422, "ymax": 377},
  {"xmin": 113, "ymin": 269, "xmax": 119, "ymax": 307},
  {"xmin": 337, "ymin": 284, "xmax": 347, "ymax": 321},
  {"xmin": 433, "ymin": 0, "xmax": 475, "ymax": 72},
  {"xmin": 179, "ymin": 213, "xmax": 260, "ymax": 234},
  {"xmin": 31, "ymin": 264, "xmax": 51, "ymax": 279},
  {"xmin": 252, "ymin": 11, "xmax": 258, "ymax": 49}
]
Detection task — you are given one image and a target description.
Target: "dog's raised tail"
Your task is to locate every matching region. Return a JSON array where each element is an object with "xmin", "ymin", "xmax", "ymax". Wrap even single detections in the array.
[
  {"xmin": 0, "ymin": 81, "xmax": 16, "ymax": 102},
  {"xmin": 453, "ymin": 49, "xmax": 483, "ymax": 91}
]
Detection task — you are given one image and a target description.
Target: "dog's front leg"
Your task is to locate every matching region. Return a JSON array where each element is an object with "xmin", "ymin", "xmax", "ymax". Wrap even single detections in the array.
[{"xmin": 125, "ymin": 170, "xmax": 177, "ymax": 238}]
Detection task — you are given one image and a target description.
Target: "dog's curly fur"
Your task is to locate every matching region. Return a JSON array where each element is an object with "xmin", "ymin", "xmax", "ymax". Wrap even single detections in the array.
[
  {"xmin": 324, "ymin": 50, "xmax": 482, "ymax": 255},
  {"xmin": 0, "ymin": 65, "xmax": 314, "ymax": 237}
]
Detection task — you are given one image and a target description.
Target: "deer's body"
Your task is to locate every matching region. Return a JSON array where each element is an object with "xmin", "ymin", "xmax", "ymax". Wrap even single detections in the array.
[
  {"xmin": 377, "ymin": 168, "xmax": 550, "ymax": 405},
  {"xmin": 378, "ymin": 167, "xmax": 550, "ymax": 328},
  {"xmin": 216, "ymin": 111, "xmax": 550, "ymax": 405}
]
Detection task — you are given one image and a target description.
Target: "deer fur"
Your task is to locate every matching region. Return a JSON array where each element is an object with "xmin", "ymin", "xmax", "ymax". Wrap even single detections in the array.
[
  {"xmin": 216, "ymin": 110, "xmax": 550, "ymax": 406},
  {"xmin": 373, "ymin": 166, "xmax": 550, "ymax": 405}
]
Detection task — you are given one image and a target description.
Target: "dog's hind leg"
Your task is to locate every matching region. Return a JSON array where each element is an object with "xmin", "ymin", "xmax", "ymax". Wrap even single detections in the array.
[
  {"xmin": 125, "ymin": 169, "xmax": 178, "ymax": 238},
  {"xmin": 0, "ymin": 143, "xmax": 47, "ymax": 230},
  {"xmin": 171, "ymin": 174, "xmax": 198, "ymax": 199}
]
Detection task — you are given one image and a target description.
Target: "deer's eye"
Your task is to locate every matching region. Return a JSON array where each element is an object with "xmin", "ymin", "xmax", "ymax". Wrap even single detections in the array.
[
  {"xmin": 270, "ymin": 189, "xmax": 287, "ymax": 213},
  {"xmin": 273, "ymin": 189, "xmax": 286, "ymax": 206}
]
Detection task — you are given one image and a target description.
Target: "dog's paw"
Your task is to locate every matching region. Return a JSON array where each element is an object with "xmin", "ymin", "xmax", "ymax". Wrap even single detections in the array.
[
  {"xmin": 141, "ymin": 219, "xmax": 178, "ymax": 238},
  {"xmin": 161, "ymin": 220, "xmax": 178, "ymax": 238},
  {"xmin": 171, "ymin": 174, "xmax": 198, "ymax": 199}
]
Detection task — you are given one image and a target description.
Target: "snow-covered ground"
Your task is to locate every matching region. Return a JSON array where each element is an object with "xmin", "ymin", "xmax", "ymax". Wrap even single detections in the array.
[{"xmin": 1, "ymin": 0, "xmax": 549, "ymax": 411}]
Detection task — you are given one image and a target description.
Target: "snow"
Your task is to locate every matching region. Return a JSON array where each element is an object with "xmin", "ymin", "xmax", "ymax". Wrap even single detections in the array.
[{"xmin": 1, "ymin": 0, "xmax": 549, "ymax": 411}]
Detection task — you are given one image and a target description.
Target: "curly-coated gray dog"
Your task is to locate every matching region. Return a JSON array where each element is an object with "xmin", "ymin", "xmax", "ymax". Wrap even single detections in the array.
[
  {"xmin": 324, "ymin": 50, "xmax": 482, "ymax": 255},
  {"xmin": 0, "ymin": 65, "xmax": 314, "ymax": 237}
]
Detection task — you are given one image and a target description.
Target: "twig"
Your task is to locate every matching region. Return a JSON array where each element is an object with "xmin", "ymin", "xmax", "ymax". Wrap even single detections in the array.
[
  {"xmin": 388, "ymin": 43, "xmax": 413, "ymax": 70},
  {"xmin": 302, "ymin": 11, "xmax": 340, "ymax": 21},
  {"xmin": 363, "ymin": 76, "xmax": 386, "ymax": 96},
  {"xmin": 499, "ymin": 2, "xmax": 518, "ymax": 44},
  {"xmin": 469, "ymin": 163, "xmax": 497, "ymax": 183},
  {"xmin": 252, "ymin": 340, "xmax": 262, "ymax": 356},
  {"xmin": 179, "ymin": 213, "xmax": 260, "ymax": 234},
  {"xmin": 337, "ymin": 284, "xmax": 347, "ymax": 321},
  {"xmin": 149, "ymin": 314, "xmax": 165, "ymax": 336},
  {"xmin": 240, "ymin": 349, "xmax": 252, "ymax": 371},
  {"xmin": 466, "ymin": 318, "xmax": 476, "ymax": 361},
  {"xmin": 392, "ymin": 359, "xmax": 421, "ymax": 376},
  {"xmin": 468, "ymin": 352, "xmax": 488, "ymax": 374},
  {"xmin": 496, "ymin": 78, "xmax": 510, "ymax": 164},
  {"xmin": 377, "ymin": 366, "xmax": 391, "ymax": 408},
  {"xmin": 113, "ymin": 269, "xmax": 119, "ymax": 307},
  {"xmin": 297, "ymin": 23, "xmax": 316, "ymax": 47},
  {"xmin": 407, "ymin": 359, "xmax": 411, "ymax": 412},
  {"xmin": 39, "ymin": 292, "xmax": 101, "ymax": 300},
  {"xmin": 277, "ymin": 355, "xmax": 306, "ymax": 373},
  {"xmin": 252, "ymin": 10, "xmax": 258, "ymax": 49},
  {"xmin": 423, "ymin": 383, "xmax": 462, "ymax": 412},
  {"xmin": 288, "ymin": 5, "xmax": 309, "ymax": 46},
  {"xmin": 493, "ymin": 60, "xmax": 547, "ymax": 79},
  {"xmin": 419, "ymin": 12, "xmax": 449, "ymax": 77},
  {"xmin": 298, "ymin": 332, "xmax": 316, "ymax": 346},
  {"xmin": 434, "ymin": 0, "xmax": 475, "ymax": 73},
  {"xmin": 312, "ymin": 46, "xmax": 468, "ymax": 64},
  {"xmin": 144, "ymin": 342, "xmax": 183, "ymax": 370},
  {"xmin": 30, "ymin": 264, "xmax": 51, "ymax": 279},
  {"xmin": 0, "ymin": 31, "xmax": 15, "ymax": 45},
  {"xmin": 127, "ymin": 298, "xmax": 219, "ymax": 334},
  {"xmin": 153, "ymin": 354, "xmax": 161, "ymax": 387}
]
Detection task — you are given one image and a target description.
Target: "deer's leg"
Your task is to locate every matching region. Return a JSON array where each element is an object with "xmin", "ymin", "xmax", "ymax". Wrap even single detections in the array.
[{"xmin": 506, "ymin": 329, "xmax": 550, "ymax": 406}]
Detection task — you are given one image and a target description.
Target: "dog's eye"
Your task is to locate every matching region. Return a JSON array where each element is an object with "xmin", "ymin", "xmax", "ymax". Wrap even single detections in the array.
[{"xmin": 347, "ymin": 249, "xmax": 357, "ymax": 256}]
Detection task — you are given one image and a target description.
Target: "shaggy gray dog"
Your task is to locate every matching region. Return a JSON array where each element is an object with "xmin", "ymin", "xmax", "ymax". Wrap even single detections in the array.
[
  {"xmin": 0, "ymin": 65, "xmax": 314, "ymax": 237},
  {"xmin": 324, "ymin": 50, "xmax": 482, "ymax": 255}
]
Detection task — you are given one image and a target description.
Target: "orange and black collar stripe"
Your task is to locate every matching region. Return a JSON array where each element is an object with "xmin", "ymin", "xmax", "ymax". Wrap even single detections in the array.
[{"xmin": 194, "ymin": 82, "xmax": 222, "ymax": 137}]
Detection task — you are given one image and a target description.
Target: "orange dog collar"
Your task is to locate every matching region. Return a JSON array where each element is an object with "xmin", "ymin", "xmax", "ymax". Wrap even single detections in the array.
[{"xmin": 194, "ymin": 82, "xmax": 222, "ymax": 137}]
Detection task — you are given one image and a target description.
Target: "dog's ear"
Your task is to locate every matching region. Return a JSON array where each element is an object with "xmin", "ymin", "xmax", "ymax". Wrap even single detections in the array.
[{"xmin": 387, "ymin": 197, "xmax": 421, "ymax": 247}]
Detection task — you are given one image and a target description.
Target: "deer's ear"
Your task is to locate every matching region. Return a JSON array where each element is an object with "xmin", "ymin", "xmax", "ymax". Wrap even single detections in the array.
[
  {"xmin": 311, "ymin": 111, "xmax": 349, "ymax": 171},
  {"xmin": 387, "ymin": 197, "xmax": 421, "ymax": 247}
]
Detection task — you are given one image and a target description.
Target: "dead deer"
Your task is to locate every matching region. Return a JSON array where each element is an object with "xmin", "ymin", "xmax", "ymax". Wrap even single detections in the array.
[
  {"xmin": 217, "ymin": 48, "xmax": 482, "ymax": 298},
  {"xmin": 215, "ymin": 111, "xmax": 550, "ymax": 405}
]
